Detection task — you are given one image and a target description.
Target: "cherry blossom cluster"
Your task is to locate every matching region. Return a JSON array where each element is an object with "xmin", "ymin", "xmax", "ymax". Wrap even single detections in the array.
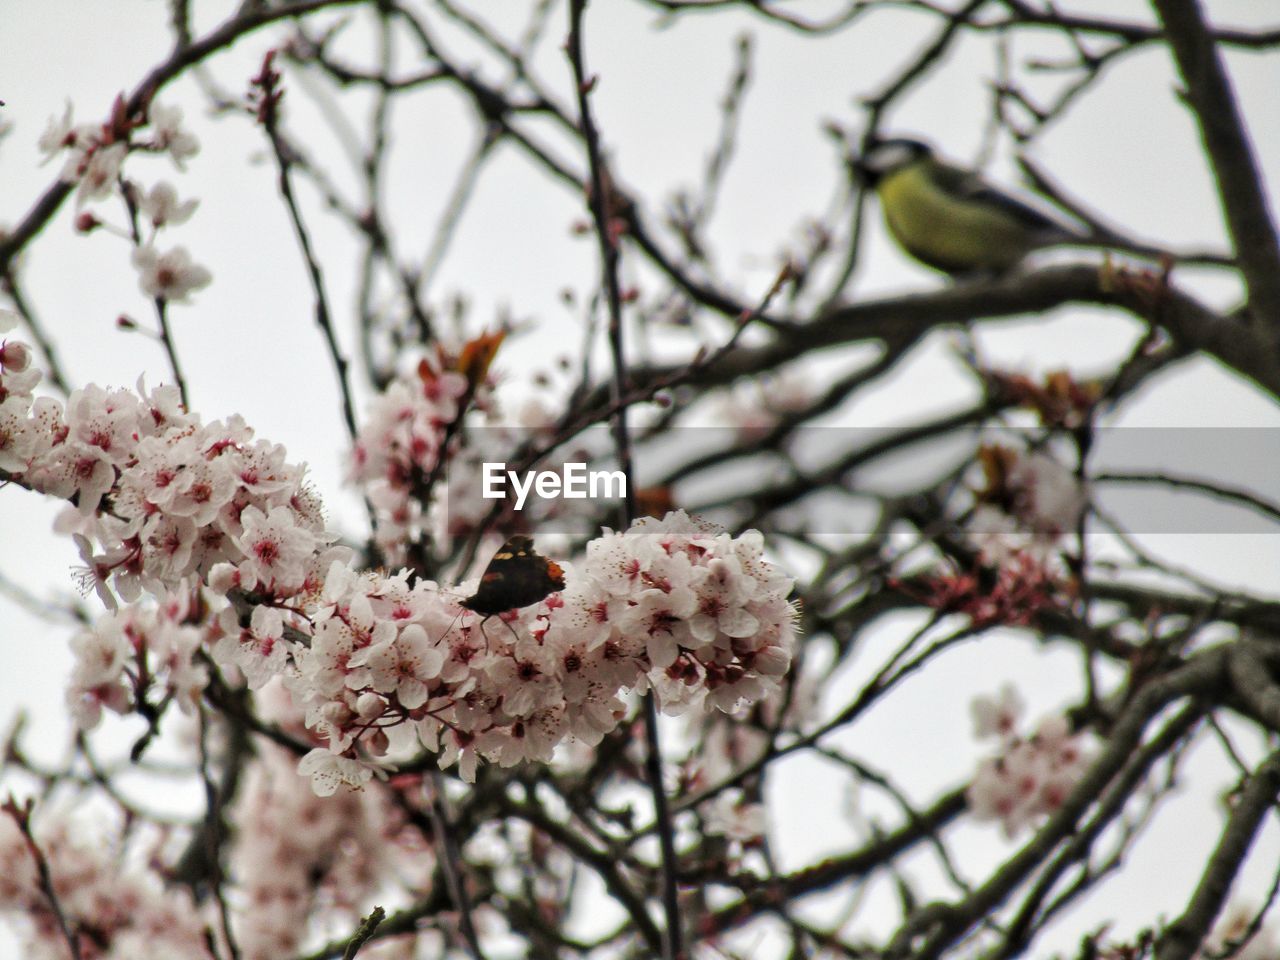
[
  {"xmin": 709, "ymin": 369, "xmax": 812, "ymax": 442},
  {"xmin": 903, "ymin": 551, "xmax": 1068, "ymax": 627},
  {"xmin": 229, "ymin": 724, "xmax": 432, "ymax": 960},
  {"xmin": 0, "ymin": 315, "xmax": 345, "ymax": 614},
  {"xmin": 39, "ymin": 100, "xmax": 211, "ymax": 302},
  {"xmin": 2, "ymin": 312, "xmax": 348, "ymax": 746},
  {"xmin": 288, "ymin": 510, "xmax": 798, "ymax": 792},
  {"xmin": 0, "ymin": 802, "xmax": 213, "ymax": 959},
  {"xmin": 4, "ymin": 316, "xmax": 799, "ymax": 793},
  {"xmin": 347, "ymin": 348, "xmax": 586, "ymax": 559},
  {"xmin": 967, "ymin": 444, "xmax": 1087, "ymax": 568},
  {"xmin": 575, "ymin": 512, "xmax": 796, "ymax": 713},
  {"xmin": 348, "ymin": 357, "xmax": 470, "ymax": 562},
  {"xmin": 965, "ymin": 684, "xmax": 1093, "ymax": 837},
  {"xmin": 66, "ymin": 580, "xmax": 208, "ymax": 730},
  {"xmin": 893, "ymin": 443, "xmax": 1083, "ymax": 627}
]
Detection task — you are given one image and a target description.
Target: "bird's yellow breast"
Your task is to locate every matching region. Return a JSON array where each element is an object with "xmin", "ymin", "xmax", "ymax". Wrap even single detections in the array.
[{"xmin": 878, "ymin": 163, "xmax": 1034, "ymax": 274}]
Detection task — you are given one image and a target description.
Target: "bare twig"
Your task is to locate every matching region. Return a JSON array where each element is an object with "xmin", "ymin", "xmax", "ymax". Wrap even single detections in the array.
[
  {"xmin": 566, "ymin": 7, "xmax": 677, "ymax": 959},
  {"xmin": 1156, "ymin": 750, "xmax": 1280, "ymax": 960},
  {"xmin": 2, "ymin": 797, "xmax": 82, "ymax": 960},
  {"xmin": 1151, "ymin": 0, "xmax": 1280, "ymax": 325},
  {"xmin": 423, "ymin": 769, "xmax": 486, "ymax": 960},
  {"xmin": 254, "ymin": 49, "xmax": 360, "ymax": 442},
  {"xmin": 342, "ymin": 907, "xmax": 386, "ymax": 960}
]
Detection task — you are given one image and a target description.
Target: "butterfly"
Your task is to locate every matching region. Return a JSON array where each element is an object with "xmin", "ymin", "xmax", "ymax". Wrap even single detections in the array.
[{"xmin": 460, "ymin": 535, "xmax": 566, "ymax": 623}]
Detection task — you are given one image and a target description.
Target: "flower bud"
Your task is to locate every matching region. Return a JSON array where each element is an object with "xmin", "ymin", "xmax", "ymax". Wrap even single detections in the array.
[{"xmin": 0, "ymin": 339, "xmax": 31, "ymax": 372}]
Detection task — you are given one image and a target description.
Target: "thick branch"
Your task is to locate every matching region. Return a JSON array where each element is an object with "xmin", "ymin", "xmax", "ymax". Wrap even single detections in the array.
[
  {"xmin": 904, "ymin": 645, "xmax": 1229, "ymax": 959},
  {"xmin": 1151, "ymin": 0, "xmax": 1280, "ymax": 326},
  {"xmin": 602, "ymin": 265, "xmax": 1278, "ymax": 402},
  {"xmin": 1156, "ymin": 749, "xmax": 1280, "ymax": 960}
]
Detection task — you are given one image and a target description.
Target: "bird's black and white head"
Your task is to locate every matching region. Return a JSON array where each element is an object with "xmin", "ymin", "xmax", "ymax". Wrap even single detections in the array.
[{"xmin": 854, "ymin": 138, "xmax": 935, "ymax": 186}]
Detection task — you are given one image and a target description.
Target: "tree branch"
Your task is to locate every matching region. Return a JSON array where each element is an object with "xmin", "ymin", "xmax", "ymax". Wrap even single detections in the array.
[{"xmin": 1151, "ymin": 0, "xmax": 1280, "ymax": 326}]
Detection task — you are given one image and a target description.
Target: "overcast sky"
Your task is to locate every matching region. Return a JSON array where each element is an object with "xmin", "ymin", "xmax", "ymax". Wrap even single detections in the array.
[{"xmin": 3, "ymin": 1, "xmax": 1279, "ymax": 954}]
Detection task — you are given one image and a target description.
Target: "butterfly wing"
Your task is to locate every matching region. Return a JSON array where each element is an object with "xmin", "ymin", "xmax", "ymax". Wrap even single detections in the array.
[{"xmin": 460, "ymin": 536, "xmax": 565, "ymax": 615}]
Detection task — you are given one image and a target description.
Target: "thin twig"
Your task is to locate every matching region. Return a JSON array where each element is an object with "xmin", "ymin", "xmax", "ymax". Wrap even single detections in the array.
[
  {"xmin": 2, "ymin": 797, "xmax": 82, "ymax": 960},
  {"xmin": 423, "ymin": 769, "xmax": 486, "ymax": 960},
  {"xmin": 1, "ymin": 274, "xmax": 73, "ymax": 396},
  {"xmin": 197, "ymin": 705, "xmax": 242, "ymax": 960},
  {"xmin": 342, "ymin": 906, "xmax": 386, "ymax": 960},
  {"xmin": 120, "ymin": 171, "xmax": 192, "ymax": 407},
  {"xmin": 565, "ymin": 7, "xmax": 676, "ymax": 956},
  {"xmin": 0, "ymin": 0, "xmax": 365, "ymax": 277},
  {"xmin": 1156, "ymin": 750, "xmax": 1280, "ymax": 960},
  {"xmin": 255, "ymin": 50, "xmax": 360, "ymax": 442},
  {"xmin": 153, "ymin": 298, "xmax": 191, "ymax": 409}
]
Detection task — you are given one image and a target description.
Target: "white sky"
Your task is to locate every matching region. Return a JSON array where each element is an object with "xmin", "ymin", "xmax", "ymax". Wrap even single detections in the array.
[{"xmin": 2, "ymin": 0, "xmax": 1280, "ymax": 955}]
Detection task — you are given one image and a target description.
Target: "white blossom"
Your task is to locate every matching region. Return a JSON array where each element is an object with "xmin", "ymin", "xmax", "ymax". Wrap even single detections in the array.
[
  {"xmin": 966, "ymin": 690, "xmax": 1093, "ymax": 837},
  {"xmin": 131, "ymin": 244, "xmax": 212, "ymax": 302},
  {"xmin": 148, "ymin": 103, "xmax": 199, "ymax": 168},
  {"xmin": 140, "ymin": 180, "xmax": 198, "ymax": 228},
  {"xmin": 37, "ymin": 100, "xmax": 76, "ymax": 161},
  {"xmin": 297, "ymin": 748, "xmax": 376, "ymax": 796},
  {"xmin": 75, "ymin": 142, "xmax": 126, "ymax": 206}
]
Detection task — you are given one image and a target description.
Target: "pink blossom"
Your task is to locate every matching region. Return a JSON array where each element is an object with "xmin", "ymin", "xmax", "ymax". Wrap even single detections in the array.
[
  {"xmin": 297, "ymin": 748, "xmax": 377, "ymax": 796},
  {"xmin": 36, "ymin": 439, "xmax": 116, "ymax": 515},
  {"xmin": 66, "ymin": 614, "xmax": 133, "ymax": 728},
  {"xmin": 148, "ymin": 103, "xmax": 199, "ymax": 168},
  {"xmin": 213, "ymin": 603, "xmax": 294, "ymax": 689},
  {"xmin": 966, "ymin": 691, "xmax": 1093, "ymax": 837},
  {"xmin": 234, "ymin": 504, "xmax": 317, "ymax": 591},
  {"xmin": 139, "ymin": 180, "xmax": 198, "ymax": 228},
  {"xmin": 0, "ymin": 396, "xmax": 37, "ymax": 472},
  {"xmin": 228, "ymin": 438, "xmax": 298, "ymax": 497},
  {"xmin": 476, "ymin": 705, "xmax": 566, "ymax": 767},
  {"xmin": 166, "ymin": 456, "xmax": 237, "ymax": 525},
  {"xmin": 620, "ymin": 585, "xmax": 699, "ymax": 669},
  {"xmin": 689, "ymin": 556, "xmax": 761, "ymax": 643},
  {"xmin": 484, "ymin": 639, "xmax": 562, "ymax": 717},
  {"xmin": 36, "ymin": 100, "xmax": 76, "ymax": 162},
  {"xmin": 971, "ymin": 683, "xmax": 1025, "ymax": 740},
  {"xmin": 140, "ymin": 512, "xmax": 198, "ymax": 584},
  {"xmin": 1010, "ymin": 451, "xmax": 1088, "ymax": 535},
  {"xmin": 131, "ymin": 244, "xmax": 212, "ymax": 302},
  {"xmin": 75, "ymin": 141, "xmax": 126, "ymax": 206},
  {"xmin": 702, "ymin": 790, "xmax": 767, "ymax": 843},
  {"xmin": 355, "ymin": 623, "xmax": 446, "ymax": 709},
  {"xmin": 0, "ymin": 336, "xmax": 31, "ymax": 373}
]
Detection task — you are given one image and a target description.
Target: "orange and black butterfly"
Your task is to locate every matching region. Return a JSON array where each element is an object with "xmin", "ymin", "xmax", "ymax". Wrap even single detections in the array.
[{"xmin": 460, "ymin": 535, "xmax": 565, "ymax": 619}]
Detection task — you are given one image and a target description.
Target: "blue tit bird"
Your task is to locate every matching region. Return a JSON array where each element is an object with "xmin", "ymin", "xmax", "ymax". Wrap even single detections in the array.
[{"xmin": 854, "ymin": 137, "xmax": 1085, "ymax": 277}]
